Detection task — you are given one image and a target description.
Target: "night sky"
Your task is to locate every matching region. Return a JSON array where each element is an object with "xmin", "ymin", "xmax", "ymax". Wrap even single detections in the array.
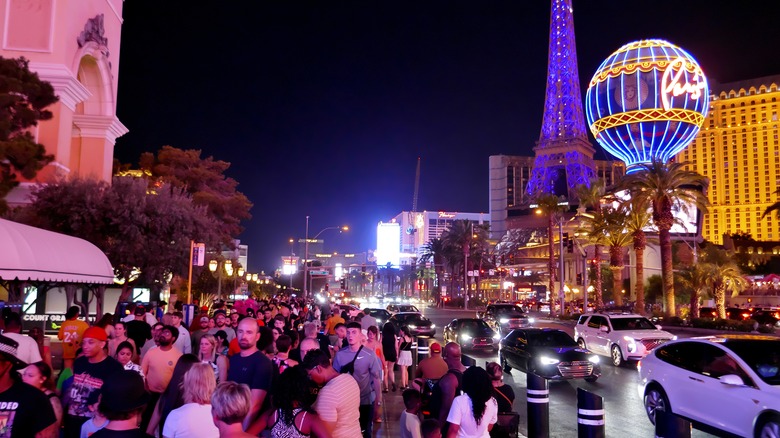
[{"xmin": 114, "ymin": 1, "xmax": 780, "ymax": 273}]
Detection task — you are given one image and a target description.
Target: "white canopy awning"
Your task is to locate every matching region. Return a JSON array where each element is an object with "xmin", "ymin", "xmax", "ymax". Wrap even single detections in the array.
[{"xmin": 0, "ymin": 218, "xmax": 114, "ymax": 284}]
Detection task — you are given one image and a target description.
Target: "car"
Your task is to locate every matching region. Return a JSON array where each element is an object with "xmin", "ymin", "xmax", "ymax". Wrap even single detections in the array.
[
  {"xmin": 363, "ymin": 308, "xmax": 392, "ymax": 326},
  {"xmin": 574, "ymin": 312, "xmax": 675, "ymax": 367},
  {"xmin": 387, "ymin": 304, "xmax": 420, "ymax": 314},
  {"xmin": 481, "ymin": 303, "xmax": 534, "ymax": 335},
  {"xmin": 639, "ymin": 335, "xmax": 780, "ymax": 437},
  {"xmin": 499, "ymin": 328, "xmax": 601, "ymax": 382},
  {"xmin": 442, "ymin": 318, "xmax": 500, "ymax": 351},
  {"xmin": 751, "ymin": 308, "xmax": 780, "ymax": 327},
  {"xmin": 387, "ymin": 312, "xmax": 436, "ymax": 337},
  {"xmin": 698, "ymin": 307, "xmax": 752, "ymax": 321},
  {"xmin": 336, "ymin": 304, "xmax": 361, "ymax": 319}
]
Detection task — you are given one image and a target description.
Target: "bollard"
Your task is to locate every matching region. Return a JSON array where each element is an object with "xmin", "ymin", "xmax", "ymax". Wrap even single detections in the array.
[
  {"xmin": 411, "ymin": 339, "xmax": 419, "ymax": 379},
  {"xmin": 526, "ymin": 373, "xmax": 549, "ymax": 438},
  {"xmin": 654, "ymin": 410, "xmax": 691, "ymax": 438},
  {"xmin": 417, "ymin": 337, "xmax": 430, "ymax": 361},
  {"xmin": 577, "ymin": 388, "xmax": 605, "ymax": 438}
]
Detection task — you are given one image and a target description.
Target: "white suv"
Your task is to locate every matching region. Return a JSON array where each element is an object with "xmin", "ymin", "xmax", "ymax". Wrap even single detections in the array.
[{"xmin": 574, "ymin": 312, "xmax": 675, "ymax": 366}]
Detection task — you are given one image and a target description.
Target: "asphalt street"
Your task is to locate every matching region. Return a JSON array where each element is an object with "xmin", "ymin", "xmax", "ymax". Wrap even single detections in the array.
[{"xmin": 418, "ymin": 306, "xmax": 719, "ymax": 438}]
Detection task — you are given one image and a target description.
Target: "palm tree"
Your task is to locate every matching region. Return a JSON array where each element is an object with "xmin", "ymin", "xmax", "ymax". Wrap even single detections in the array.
[
  {"xmin": 762, "ymin": 187, "xmax": 780, "ymax": 219},
  {"xmin": 534, "ymin": 193, "xmax": 567, "ymax": 317},
  {"xmin": 420, "ymin": 238, "xmax": 446, "ymax": 304},
  {"xmin": 620, "ymin": 159, "xmax": 709, "ymax": 317},
  {"xmin": 575, "ymin": 180, "xmax": 606, "ymax": 307},
  {"xmin": 440, "ymin": 220, "xmax": 489, "ymax": 308},
  {"xmin": 618, "ymin": 195, "xmax": 654, "ymax": 314},
  {"xmin": 576, "ymin": 207, "xmax": 609, "ymax": 309},
  {"xmin": 702, "ymin": 248, "xmax": 748, "ymax": 319},
  {"xmin": 603, "ymin": 208, "xmax": 633, "ymax": 306},
  {"xmin": 676, "ymin": 264, "xmax": 710, "ymax": 319}
]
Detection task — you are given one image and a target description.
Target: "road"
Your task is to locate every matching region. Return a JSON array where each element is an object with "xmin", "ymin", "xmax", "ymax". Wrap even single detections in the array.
[{"xmin": 417, "ymin": 306, "xmax": 719, "ymax": 438}]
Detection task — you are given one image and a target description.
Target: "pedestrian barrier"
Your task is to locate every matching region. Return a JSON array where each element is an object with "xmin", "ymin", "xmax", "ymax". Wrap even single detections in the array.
[
  {"xmin": 526, "ymin": 373, "xmax": 549, "ymax": 438},
  {"xmin": 576, "ymin": 388, "xmax": 605, "ymax": 438},
  {"xmin": 654, "ymin": 410, "xmax": 691, "ymax": 438}
]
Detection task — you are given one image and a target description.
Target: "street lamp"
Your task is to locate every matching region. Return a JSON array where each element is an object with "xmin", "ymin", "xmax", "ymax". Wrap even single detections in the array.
[
  {"xmin": 302, "ymin": 216, "xmax": 349, "ymax": 299},
  {"xmin": 208, "ymin": 259, "xmax": 232, "ymax": 301}
]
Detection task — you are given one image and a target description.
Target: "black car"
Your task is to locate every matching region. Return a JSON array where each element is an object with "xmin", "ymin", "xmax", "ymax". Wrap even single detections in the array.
[
  {"xmin": 364, "ymin": 308, "xmax": 392, "ymax": 326},
  {"xmin": 387, "ymin": 312, "xmax": 436, "ymax": 337},
  {"xmin": 442, "ymin": 318, "xmax": 500, "ymax": 351},
  {"xmin": 499, "ymin": 328, "xmax": 601, "ymax": 382},
  {"xmin": 751, "ymin": 308, "xmax": 780, "ymax": 327},
  {"xmin": 482, "ymin": 304, "xmax": 533, "ymax": 335}
]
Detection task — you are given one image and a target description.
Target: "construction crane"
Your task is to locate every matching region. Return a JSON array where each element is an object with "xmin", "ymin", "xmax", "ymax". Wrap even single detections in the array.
[{"xmin": 407, "ymin": 157, "xmax": 421, "ymax": 236}]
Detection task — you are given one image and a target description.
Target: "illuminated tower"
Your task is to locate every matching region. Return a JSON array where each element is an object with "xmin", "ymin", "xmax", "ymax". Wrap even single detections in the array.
[{"xmin": 526, "ymin": 0, "xmax": 596, "ymax": 200}]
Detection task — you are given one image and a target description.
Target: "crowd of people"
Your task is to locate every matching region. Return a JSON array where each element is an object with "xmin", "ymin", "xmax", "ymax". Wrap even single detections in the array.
[{"xmin": 0, "ymin": 297, "xmax": 517, "ymax": 438}]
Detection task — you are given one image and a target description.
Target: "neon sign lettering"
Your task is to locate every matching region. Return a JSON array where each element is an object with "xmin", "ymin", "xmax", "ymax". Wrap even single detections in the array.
[
  {"xmin": 438, "ymin": 212, "xmax": 456, "ymax": 218},
  {"xmin": 661, "ymin": 57, "xmax": 705, "ymax": 112}
]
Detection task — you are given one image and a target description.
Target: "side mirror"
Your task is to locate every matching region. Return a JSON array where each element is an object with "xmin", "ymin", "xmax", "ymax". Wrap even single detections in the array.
[
  {"xmin": 600, "ymin": 325, "xmax": 609, "ymax": 333},
  {"xmin": 719, "ymin": 374, "xmax": 745, "ymax": 386}
]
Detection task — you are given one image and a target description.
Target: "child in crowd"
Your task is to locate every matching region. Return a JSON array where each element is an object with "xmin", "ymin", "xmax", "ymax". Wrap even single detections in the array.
[
  {"xmin": 79, "ymin": 390, "xmax": 108, "ymax": 438},
  {"xmin": 400, "ymin": 388, "xmax": 422, "ymax": 438},
  {"xmin": 421, "ymin": 418, "xmax": 442, "ymax": 438}
]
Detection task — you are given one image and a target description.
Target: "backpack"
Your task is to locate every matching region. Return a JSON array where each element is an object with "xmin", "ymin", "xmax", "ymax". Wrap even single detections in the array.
[{"xmin": 339, "ymin": 346, "xmax": 363, "ymax": 375}]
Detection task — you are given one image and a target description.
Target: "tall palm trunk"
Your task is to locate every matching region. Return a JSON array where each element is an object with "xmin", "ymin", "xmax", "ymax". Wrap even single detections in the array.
[
  {"xmin": 659, "ymin": 226, "xmax": 675, "ymax": 317},
  {"xmin": 689, "ymin": 288, "xmax": 701, "ymax": 319},
  {"xmin": 610, "ymin": 245, "xmax": 623, "ymax": 306},
  {"xmin": 633, "ymin": 231, "xmax": 646, "ymax": 315},
  {"xmin": 548, "ymin": 215, "xmax": 557, "ymax": 317},
  {"xmin": 713, "ymin": 282, "xmax": 726, "ymax": 319},
  {"xmin": 594, "ymin": 244, "xmax": 603, "ymax": 309}
]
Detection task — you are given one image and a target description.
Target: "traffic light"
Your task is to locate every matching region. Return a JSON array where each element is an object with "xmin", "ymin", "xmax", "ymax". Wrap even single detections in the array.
[
  {"xmin": 567, "ymin": 239, "xmax": 574, "ymax": 253},
  {"xmin": 339, "ymin": 278, "xmax": 346, "ymax": 289}
]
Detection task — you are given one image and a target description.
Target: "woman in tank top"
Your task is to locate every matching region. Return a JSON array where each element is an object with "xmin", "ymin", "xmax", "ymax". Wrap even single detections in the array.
[
  {"xmin": 252, "ymin": 367, "xmax": 328, "ymax": 438},
  {"xmin": 199, "ymin": 334, "xmax": 228, "ymax": 383},
  {"xmin": 396, "ymin": 326, "xmax": 414, "ymax": 389}
]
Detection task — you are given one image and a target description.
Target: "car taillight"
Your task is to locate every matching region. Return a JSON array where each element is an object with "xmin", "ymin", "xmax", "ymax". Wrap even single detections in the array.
[
  {"xmin": 774, "ymin": 312, "xmax": 780, "ymax": 319},
  {"xmin": 742, "ymin": 313, "xmax": 751, "ymax": 319},
  {"xmin": 637, "ymin": 360, "xmax": 642, "ymax": 373}
]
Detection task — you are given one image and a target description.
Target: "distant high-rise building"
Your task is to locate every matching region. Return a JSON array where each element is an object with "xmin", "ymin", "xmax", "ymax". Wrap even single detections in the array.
[
  {"xmin": 525, "ymin": 0, "xmax": 596, "ymax": 200},
  {"xmin": 676, "ymin": 75, "xmax": 780, "ymax": 244}
]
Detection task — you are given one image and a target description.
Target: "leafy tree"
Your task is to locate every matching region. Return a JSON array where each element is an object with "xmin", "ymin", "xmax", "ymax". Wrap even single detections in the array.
[
  {"xmin": 620, "ymin": 159, "xmax": 709, "ymax": 317},
  {"xmin": 533, "ymin": 194, "xmax": 568, "ymax": 316},
  {"xmin": 439, "ymin": 220, "xmax": 490, "ymax": 308},
  {"xmin": 602, "ymin": 208, "xmax": 633, "ymax": 306},
  {"xmin": 419, "ymin": 238, "xmax": 446, "ymax": 303},
  {"xmin": 617, "ymin": 194, "xmax": 654, "ymax": 314},
  {"xmin": 577, "ymin": 207, "xmax": 609, "ymax": 309},
  {"xmin": 702, "ymin": 247, "xmax": 748, "ymax": 319},
  {"xmin": 0, "ymin": 57, "xmax": 58, "ymax": 213},
  {"xmin": 138, "ymin": 146, "xmax": 253, "ymax": 247},
  {"xmin": 14, "ymin": 176, "xmax": 218, "ymax": 305},
  {"xmin": 676, "ymin": 264, "xmax": 710, "ymax": 319}
]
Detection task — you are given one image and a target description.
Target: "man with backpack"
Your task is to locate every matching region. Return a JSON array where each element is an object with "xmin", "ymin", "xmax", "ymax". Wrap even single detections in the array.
[{"xmin": 428, "ymin": 342, "xmax": 466, "ymax": 435}]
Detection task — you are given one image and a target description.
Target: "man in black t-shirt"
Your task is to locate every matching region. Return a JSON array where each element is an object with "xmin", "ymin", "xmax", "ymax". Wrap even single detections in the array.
[
  {"xmin": 228, "ymin": 319, "xmax": 273, "ymax": 435},
  {"xmin": 0, "ymin": 333, "xmax": 57, "ymax": 437},
  {"xmin": 125, "ymin": 307, "xmax": 152, "ymax": 356},
  {"xmin": 63, "ymin": 327, "xmax": 124, "ymax": 438}
]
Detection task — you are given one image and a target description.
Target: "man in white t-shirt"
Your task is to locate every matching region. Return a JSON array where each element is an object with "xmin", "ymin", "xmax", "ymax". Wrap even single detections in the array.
[
  {"xmin": 3, "ymin": 312, "xmax": 42, "ymax": 364},
  {"xmin": 302, "ymin": 349, "xmax": 361, "ymax": 438},
  {"xmin": 170, "ymin": 311, "xmax": 191, "ymax": 354}
]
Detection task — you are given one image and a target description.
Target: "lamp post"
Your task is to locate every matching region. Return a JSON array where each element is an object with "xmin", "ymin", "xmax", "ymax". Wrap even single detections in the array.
[
  {"xmin": 302, "ymin": 220, "xmax": 349, "ymax": 299},
  {"xmin": 208, "ymin": 259, "xmax": 233, "ymax": 302},
  {"xmin": 288, "ymin": 238, "xmax": 295, "ymax": 293}
]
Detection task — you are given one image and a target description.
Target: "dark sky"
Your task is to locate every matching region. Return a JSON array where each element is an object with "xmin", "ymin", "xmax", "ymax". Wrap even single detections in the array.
[{"xmin": 114, "ymin": 1, "xmax": 780, "ymax": 273}]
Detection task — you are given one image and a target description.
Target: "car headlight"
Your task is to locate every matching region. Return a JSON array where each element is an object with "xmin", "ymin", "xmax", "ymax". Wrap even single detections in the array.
[
  {"xmin": 431, "ymin": 324, "xmax": 435, "ymax": 329},
  {"xmin": 493, "ymin": 333, "xmax": 501, "ymax": 340},
  {"xmin": 377, "ymin": 319, "xmax": 382, "ymax": 325},
  {"xmin": 624, "ymin": 336, "xmax": 636, "ymax": 353},
  {"xmin": 499, "ymin": 318, "xmax": 509, "ymax": 324},
  {"xmin": 461, "ymin": 334, "xmax": 472, "ymax": 341},
  {"xmin": 528, "ymin": 317, "xmax": 535, "ymax": 324},
  {"xmin": 408, "ymin": 325, "xmax": 417, "ymax": 329},
  {"xmin": 539, "ymin": 356, "xmax": 559, "ymax": 365},
  {"xmin": 588, "ymin": 355, "xmax": 600, "ymax": 364}
]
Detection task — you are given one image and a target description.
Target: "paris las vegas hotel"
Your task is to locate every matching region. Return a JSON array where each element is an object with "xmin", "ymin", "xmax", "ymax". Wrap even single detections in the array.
[{"xmin": 491, "ymin": 75, "xmax": 780, "ymax": 247}]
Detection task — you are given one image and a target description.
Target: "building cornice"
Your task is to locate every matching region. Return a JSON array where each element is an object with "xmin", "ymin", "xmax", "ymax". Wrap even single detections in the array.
[
  {"xmin": 72, "ymin": 114, "xmax": 128, "ymax": 143},
  {"xmin": 28, "ymin": 62, "xmax": 91, "ymax": 111}
]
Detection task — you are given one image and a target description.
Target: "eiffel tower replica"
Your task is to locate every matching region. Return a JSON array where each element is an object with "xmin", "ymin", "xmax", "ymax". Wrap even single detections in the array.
[{"xmin": 525, "ymin": 0, "xmax": 596, "ymax": 202}]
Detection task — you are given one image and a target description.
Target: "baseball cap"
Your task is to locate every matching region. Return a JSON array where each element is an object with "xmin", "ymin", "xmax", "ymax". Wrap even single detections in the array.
[
  {"xmin": 430, "ymin": 342, "xmax": 442, "ymax": 354},
  {"xmin": 200, "ymin": 316, "xmax": 210, "ymax": 322},
  {"xmin": 83, "ymin": 327, "xmax": 108, "ymax": 342},
  {"xmin": 0, "ymin": 334, "xmax": 26, "ymax": 369},
  {"xmin": 134, "ymin": 306, "xmax": 146, "ymax": 316}
]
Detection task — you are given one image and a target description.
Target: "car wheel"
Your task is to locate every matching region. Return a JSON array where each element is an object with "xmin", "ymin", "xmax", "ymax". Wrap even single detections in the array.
[
  {"xmin": 644, "ymin": 385, "xmax": 670, "ymax": 425},
  {"xmin": 610, "ymin": 344, "xmax": 624, "ymax": 367},
  {"xmin": 577, "ymin": 338, "xmax": 586, "ymax": 349},
  {"xmin": 500, "ymin": 355, "xmax": 511, "ymax": 374},
  {"xmin": 756, "ymin": 414, "xmax": 780, "ymax": 438},
  {"xmin": 584, "ymin": 375, "xmax": 598, "ymax": 383}
]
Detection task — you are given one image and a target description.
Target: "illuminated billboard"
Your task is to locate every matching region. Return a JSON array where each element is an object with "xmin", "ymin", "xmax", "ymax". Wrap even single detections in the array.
[{"xmin": 376, "ymin": 222, "xmax": 401, "ymax": 268}]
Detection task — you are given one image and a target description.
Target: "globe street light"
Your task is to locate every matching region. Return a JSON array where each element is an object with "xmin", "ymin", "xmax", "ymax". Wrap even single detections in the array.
[{"xmin": 302, "ymin": 217, "xmax": 349, "ymax": 298}]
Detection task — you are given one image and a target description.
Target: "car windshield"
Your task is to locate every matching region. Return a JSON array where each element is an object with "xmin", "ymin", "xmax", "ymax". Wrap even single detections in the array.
[
  {"xmin": 527, "ymin": 331, "xmax": 577, "ymax": 347},
  {"xmin": 493, "ymin": 306, "xmax": 525, "ymax": 317},
  {"xmin": 725, "ymin": 340, "xmax": 780, "ymax": 385},
  {"xmin": 610, "ymin": 317, "xmax": 657, "ymax": 330},
  {"xmin": 399, "ymin": 305, "xmax": 419, "ymax": 312},
  {"xmin": 460, "ymin": 320, "xmax": 491, "ymax": 331}
]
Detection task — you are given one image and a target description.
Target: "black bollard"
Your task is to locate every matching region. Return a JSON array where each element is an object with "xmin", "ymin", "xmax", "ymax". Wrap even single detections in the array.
[
  {"xmin": 577, "ymin": 388, "xmax": 605, "ymax": 438},
  {"xmin": 655, "ymin": 410, "xmax": 691, "ymax": 438},
  {"xmin": 411, "ymin": 339, "xmax": 419, "ymax": 379},
  {"xmin": 526, "ymin": 373, "xmax": 549, "ymax": 438},
  {"xmin": 417, "ymin": 337, "xmax": 430, "ymax": 361}
]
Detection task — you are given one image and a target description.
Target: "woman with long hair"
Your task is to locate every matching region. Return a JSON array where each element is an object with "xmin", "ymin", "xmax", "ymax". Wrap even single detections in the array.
[
  {"xmin": 252, "ymin": 366, "xmax": 328, "ymax": 437},
  {"xmin": 199, "ymin": 334, "xmax": 228, "ymax": 383},
  {"xmin": 446, "ymin": 366, "xmax": 498, "ymax": 438},
  {"xmin": 108, "ymin": 321, "xmax": 136, "ymax": 360},
  {"xmin": 381, "ymin": 322, "xmax": 397, "ymax": 392},
  {"xmin": 95, "ymin": 313, "xmax": 115, "ymax": 339},
  {"xmin": 162, "ymin": 362, "xmax": 219, "ymax": 437},
  {"xmin": 396, "ymin": 326, "xmax": 414, "ymax": 389},
  {"xmin": 21, "ymin": 361, "xmax": 62, "ymax": 430},
  {"xmin": 146, "ymin": 354, "xmax": 199, "ymax": 436},
  {"xmin": 114, "ymin": 340, "xmax": 144, "ymax": 378}
]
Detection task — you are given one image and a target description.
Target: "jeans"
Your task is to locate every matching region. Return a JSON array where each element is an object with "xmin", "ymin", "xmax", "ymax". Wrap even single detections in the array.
[{"xmin": 359, "ymin": 404, "xmax": 374, "ymax": 438}]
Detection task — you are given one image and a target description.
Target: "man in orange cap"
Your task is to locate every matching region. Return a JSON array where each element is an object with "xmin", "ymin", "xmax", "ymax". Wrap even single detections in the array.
[
  {"xmin": 63, "ymin": 326, "xmax": 123, "ymax": 438},
  {"xmin": 412, "ymin": 342, "xmax": 448, "ymax": 391}
]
